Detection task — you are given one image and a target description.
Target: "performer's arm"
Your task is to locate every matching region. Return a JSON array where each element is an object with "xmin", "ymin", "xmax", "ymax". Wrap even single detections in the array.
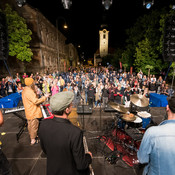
[{"xmin": 0, "ymin": 110, "xmax": 4, "ymax": 127}]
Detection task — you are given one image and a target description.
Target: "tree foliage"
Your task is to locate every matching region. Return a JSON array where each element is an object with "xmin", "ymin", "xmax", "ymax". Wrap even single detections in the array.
[
  {"xmin": 123, "ymin": 8, "xmax": 170, "ymax": 75},
  {"xmin": 3, "ymin": 4, "xmax": 33, "ymax": 62}
]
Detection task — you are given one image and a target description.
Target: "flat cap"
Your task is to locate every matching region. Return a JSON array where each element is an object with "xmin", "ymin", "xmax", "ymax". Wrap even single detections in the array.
[
  {"xmin": 50, "ymin": 91, "xmax": 74, "ymax": 112},
  {"xmin": 25, "ymin": 78, "xmax": 34, "ymax": 86}
]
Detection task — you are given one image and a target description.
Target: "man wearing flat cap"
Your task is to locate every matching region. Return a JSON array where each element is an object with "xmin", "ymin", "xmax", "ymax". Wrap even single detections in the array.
[
  {"xmin": 138, "ymin": 96, "xmax": 175, "ymax": 175},
  {"xmin": 22, "ymin": 78, "xmax": 49, "ymax": 145},
  {"xmin": 38, "ymin": 91, "xmax": 92, "ymax": 175}
]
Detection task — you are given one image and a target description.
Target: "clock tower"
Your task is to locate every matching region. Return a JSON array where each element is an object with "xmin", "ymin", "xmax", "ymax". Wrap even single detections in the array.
[{"xmin": 99, "ymin": 28, "xmax": 109, "ymax": 57}]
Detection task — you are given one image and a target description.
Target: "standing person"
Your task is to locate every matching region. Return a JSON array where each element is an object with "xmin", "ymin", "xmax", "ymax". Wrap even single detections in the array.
[
  {"xmin": 38, "ymin": 91, "xmax": 92, "ymax": 175},
  {"xmin": 22, "ymin": 78, "xmax": 49, "ymax": 145},
  {"xmin": 137, "ymin": 96, "xmax": 175, "ymax": 175},
  {"xmin": 102, "ymin": 84, "xmax": 109, "ymax": 108},
  {"xmin": 51, "ymin": 79, "xmax": 59, "ymax": 96},
  {"xmin": 58, "ymin": 76, "xmax": 65, "ymax": 92},
  {"xmin": 0, "ymin": 110, "xmax": 12, "ymax": 175},
  {"xmin": 87, "ymin": 84, "xmax": 95, "ymax": 108}
]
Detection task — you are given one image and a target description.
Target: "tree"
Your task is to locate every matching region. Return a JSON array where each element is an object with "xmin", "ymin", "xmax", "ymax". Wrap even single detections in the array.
[
  {"xmin": 2, "ymin": 4, "xmax": 33, "ymax": 62},
  {"xmin": 124, "ymin": 9, "xmax": 169, "ymax": 74}
]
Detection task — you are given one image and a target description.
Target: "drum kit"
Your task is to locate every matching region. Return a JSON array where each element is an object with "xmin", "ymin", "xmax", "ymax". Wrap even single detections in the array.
[
  {"xmin": 102, "ymin": 94, "xmax": 151, "ymax": 167},
  {"xmin": 109, "ymin": 94, "xmax": 151, "ymax": 129}
]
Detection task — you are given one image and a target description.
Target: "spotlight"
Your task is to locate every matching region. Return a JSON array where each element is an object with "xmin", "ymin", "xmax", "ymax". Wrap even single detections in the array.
[
  {"xmin": 102, "ymin": 0, "xmax": 113, "ymax": 10},
  {"xmin": 143, "ymin": 0, "xmax": 154, "ymax": 10},
  {"xmin": 62, "ymin": 0, "xmax": 72, "ymax": 10},
  {"xmin": 16, "ymin": 0, "xmax": 26, "ymax": 7}
]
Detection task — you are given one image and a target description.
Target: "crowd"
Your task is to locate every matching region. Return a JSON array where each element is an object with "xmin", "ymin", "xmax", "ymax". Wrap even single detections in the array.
[{"xmin": 0, "ymin": 67, "xmax": 172, "ymax": 107}]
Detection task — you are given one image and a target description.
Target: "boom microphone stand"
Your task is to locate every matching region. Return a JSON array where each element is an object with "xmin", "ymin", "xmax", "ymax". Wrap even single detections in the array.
[{"xmin": 78, "ymin": 92, "xmax": 85, "ymax": 130}]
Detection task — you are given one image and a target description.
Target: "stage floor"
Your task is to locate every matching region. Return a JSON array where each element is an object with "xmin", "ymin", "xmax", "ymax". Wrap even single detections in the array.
[{"xmin": 0, "ymin": 107, "xmax": 166, "ymax": 175}]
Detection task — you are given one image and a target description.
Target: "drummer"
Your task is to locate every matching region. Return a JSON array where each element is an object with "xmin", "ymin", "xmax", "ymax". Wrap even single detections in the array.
[{"xmin": 137, "ymin": 96, "xmax": 175, "ymax": 175}]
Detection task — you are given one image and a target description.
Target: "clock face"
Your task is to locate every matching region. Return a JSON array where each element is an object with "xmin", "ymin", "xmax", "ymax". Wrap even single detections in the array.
[{"xmin": 103, "ymin": 30, "xmax": 106, "ymax": 33}]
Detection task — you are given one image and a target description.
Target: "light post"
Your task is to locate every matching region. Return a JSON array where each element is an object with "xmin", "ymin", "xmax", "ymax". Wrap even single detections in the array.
[{"xmin": 56, "ymin": 17, "xmax": 68, "ymax": 72}]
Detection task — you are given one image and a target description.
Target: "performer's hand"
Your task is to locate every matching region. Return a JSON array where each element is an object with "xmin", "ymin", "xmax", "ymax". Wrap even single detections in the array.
[{"xmin": 45, "ymin": 93, "xmax": 50, "ymax": 98}]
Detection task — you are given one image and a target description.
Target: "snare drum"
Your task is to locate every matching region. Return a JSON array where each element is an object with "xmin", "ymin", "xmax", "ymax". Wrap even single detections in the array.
[{"xmin": 137, "ymin": 111, "xmax": 151, "ymax": 129}]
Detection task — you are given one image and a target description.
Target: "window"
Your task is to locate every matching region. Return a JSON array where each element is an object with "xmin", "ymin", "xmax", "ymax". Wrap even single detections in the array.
[{"xmin": 103, "ymin": 34, "xmax": 106, "ymax": 39}]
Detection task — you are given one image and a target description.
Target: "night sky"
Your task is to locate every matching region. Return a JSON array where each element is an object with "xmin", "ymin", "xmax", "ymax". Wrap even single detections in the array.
[{"xmin": 27, "ymin": 0, "xmax": 173, "ymax": 58}]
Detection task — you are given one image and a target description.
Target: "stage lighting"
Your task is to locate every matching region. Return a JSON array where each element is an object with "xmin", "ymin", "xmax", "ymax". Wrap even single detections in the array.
[
  {"xmin": 62, "ymin": 0, "xmax": 72, "ymax": 10},
  {"xmin": 16, "ymin": 0, "xmax": 26, "ymax": 7},
  {"xmin": 102, "ymin": 0, "xmax": 113, "ymax": 10},
  {"xmin": 143, "ymin": 0, "xmax": 154, "ymax": 10}
]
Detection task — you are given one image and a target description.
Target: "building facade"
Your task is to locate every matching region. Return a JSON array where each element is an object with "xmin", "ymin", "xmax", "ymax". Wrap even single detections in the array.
[
  {"xmin": 0, "ymin": 0, "xmax": 79, "ymax": 76},
  {"xmin": 99, "ymin": 28, "xmax": 109, "ymax": 57}
]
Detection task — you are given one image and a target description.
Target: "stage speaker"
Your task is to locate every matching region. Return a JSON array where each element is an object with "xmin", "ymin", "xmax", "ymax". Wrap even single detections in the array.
[
  {"xmin": 163, "ymin": 15, "xmax": 175, "ymax": 62},
  {"xmin": 0, "ymin": 12, "xmax": 9, "ymax": 60}
]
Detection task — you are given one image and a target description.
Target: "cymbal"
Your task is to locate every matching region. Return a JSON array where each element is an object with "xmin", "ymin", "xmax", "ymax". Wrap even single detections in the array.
[
  {"xmin": 108, "ymin": 101, "xmax": 128, "ymax": 113},
  {"xmin": 122, "ymin": 113, "xmax": 136, "ymax": 122},
  {"xmin": 130, "ymin": 94, "xmax": 149, "ymax": 107}
]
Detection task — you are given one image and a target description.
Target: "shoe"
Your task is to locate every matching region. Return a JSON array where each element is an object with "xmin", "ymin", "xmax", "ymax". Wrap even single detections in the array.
[{"xmin": 30, "ymin": 138, "xmax": 40, "ymax": 145}]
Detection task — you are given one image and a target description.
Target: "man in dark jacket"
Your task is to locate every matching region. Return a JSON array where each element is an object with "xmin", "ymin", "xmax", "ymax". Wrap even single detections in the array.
[{"xmin": 38, "ymin": 91, "xmax": 92, "ymax": 175}]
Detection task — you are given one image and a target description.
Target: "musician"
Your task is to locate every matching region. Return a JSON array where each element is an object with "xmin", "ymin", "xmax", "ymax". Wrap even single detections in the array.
[
  {"xmin": 38, "ymin": 91, "xmax": 92, "ymax": 175},
  {"xmin": 0, "ymin": 110, "xmax": 12, "ymax": 174},
  {"xmin": 137, "ymin": 96, "xmax": 175, "ymax": 175},
  {"xmin": 22, "ymin": 78, "xmax": 49, "ymax": 145}
]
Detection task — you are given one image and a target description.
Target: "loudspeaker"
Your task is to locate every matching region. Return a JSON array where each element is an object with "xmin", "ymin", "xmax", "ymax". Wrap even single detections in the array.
[
  {"xmin": 0, "ymin": 12, "xmax": 9, "ymax": 60},
  {"xmin": 163, "ymin": 15, "xmax": 175, "ymax": 62}
]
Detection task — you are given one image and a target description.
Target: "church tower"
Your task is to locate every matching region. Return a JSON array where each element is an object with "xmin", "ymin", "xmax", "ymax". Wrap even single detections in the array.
[{"xmin": 99, "ymin": 28, "xmax": 109, "ymax": 57}]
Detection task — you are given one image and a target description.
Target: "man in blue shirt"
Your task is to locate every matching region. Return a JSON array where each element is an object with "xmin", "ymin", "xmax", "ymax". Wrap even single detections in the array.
[{"xmin": 137, "ymin": 96, "xmax": 175, "ymax": 175}]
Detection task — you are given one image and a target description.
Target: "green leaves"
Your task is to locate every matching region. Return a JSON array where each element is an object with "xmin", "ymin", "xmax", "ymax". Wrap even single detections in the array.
[{"xmin": 3, "ymin": 4, "xmax": 33, "ymax": 62}]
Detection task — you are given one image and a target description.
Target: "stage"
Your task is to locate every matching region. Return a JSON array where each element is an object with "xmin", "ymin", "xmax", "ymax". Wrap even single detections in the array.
[{"xmin": 0, "ymin": 107, "xmax": 166, "ymax": 175}]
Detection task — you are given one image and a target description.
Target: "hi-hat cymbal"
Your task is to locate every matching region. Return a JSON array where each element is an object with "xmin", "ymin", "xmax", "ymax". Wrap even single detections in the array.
[
  {"xmin": 122, "ymin": 113, "xmax": 136, "ymax": 122},
  {"xmin": 130, "ymin": 94, "xmax": 149, "ymax": 107},
  {"xmin": 108, "ymin": 101, "xmax": 128, "ymax": 113}
]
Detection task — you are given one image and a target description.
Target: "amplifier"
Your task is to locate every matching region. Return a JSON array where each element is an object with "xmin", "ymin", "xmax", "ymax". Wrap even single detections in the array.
[{"xmin": 77, "ymin": 105, "xmax": 92, "ymax": 114}]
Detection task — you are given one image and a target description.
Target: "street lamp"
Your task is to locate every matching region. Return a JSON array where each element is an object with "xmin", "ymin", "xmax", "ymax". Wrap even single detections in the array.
[
  {"xmin": 56, "ymin": 17, "xmax": 68, "ymax": 30},
  {"xmin": 56, "ymin": 17, "xmax": 68, "ymax": 72}
]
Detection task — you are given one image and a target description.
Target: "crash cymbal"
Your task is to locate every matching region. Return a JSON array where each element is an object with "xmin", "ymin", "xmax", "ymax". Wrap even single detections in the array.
[
  {"xmin": 122, "ymin": 113, "xmax": 136, "ymax": 122},
  {"xmin": 130, "ymin": 94, "xmax": 149, "ymax": 107},
  {"xmin": 108, "ymin": 101, "xmax": 128, "ymax": 113}
]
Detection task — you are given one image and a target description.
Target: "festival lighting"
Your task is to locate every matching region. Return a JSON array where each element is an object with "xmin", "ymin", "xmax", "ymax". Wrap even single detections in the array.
[
  {"xmin": 143, "ymin": 0, "xmax": 154, "ymax": 9},
  {"xmin": 102, "ymin": 0, "xmax": 113, "ymax": 10},
  {"xmin": 62, "ymin": 0, "xmax": 72, "ymax": 10},
  {"xmin": 16, "ymin": 0, "xmax": 26, "ymax": 7}
]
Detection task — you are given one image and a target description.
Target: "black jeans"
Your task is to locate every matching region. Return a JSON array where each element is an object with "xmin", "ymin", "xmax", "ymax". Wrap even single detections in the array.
[{"xmin": 0, "ymin": 149, "xmax": 12, "ymax": 175}]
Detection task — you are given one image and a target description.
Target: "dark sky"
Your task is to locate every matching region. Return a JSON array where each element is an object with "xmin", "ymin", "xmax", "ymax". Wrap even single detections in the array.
[{"xmin": 27, "ymin": 0, "xmax": 173, "ymax": 58}]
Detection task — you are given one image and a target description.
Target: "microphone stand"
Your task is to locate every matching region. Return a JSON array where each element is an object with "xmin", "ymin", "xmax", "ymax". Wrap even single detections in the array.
[
  {"xmin": 100, "ymin": 98, "xmax": 102, "ymax": 131},
  {"xmin": 78, "ymin": 92, "xmax": 85, "ymax": 130}
]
